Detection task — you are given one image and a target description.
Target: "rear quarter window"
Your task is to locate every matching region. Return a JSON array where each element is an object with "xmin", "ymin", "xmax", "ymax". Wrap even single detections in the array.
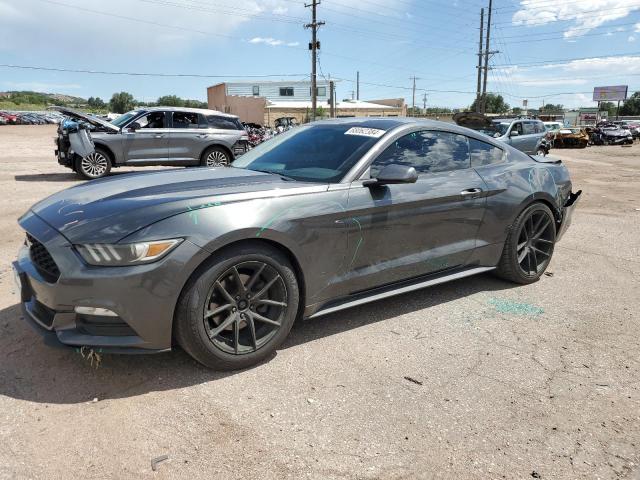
[
  {"xmin": 205, "ymin": 115, "xmax": 243, "ymax": 130},
  {"xmin": 469, "ymin": 138, "xmax": 504, "ymax": 167}
]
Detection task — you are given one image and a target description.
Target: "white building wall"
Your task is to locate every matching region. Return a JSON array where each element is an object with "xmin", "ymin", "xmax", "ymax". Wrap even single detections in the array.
[{"xmin": 225, "ymin": 81, "xmax": 330, "ymax": 103}]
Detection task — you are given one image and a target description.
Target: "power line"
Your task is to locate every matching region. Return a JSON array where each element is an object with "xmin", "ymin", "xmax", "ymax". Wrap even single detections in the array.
[
  {"xmin": 0, "ymin": 64, "xmax": 309, "ymax": 78},
  {"xmin": 492, "ymin": 51, "xmax": 640, "ymax": 67}
]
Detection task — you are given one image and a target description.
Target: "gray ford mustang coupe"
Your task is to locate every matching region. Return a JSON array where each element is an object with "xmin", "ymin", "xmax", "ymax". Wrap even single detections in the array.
[{"xmin": 13, "ymin": 118, "xmax": 580, "ymax": 370}]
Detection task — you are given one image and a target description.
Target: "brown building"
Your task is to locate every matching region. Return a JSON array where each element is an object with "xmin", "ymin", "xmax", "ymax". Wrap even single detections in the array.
[{"xmin": 207, "ymin": 82, "xmax": 406, "ymax": 127}]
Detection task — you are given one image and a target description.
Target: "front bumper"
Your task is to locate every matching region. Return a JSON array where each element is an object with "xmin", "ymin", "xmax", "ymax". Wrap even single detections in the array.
[{"xmin": 14, "ymin": 211, "xmax": 210, "ymax": 353}]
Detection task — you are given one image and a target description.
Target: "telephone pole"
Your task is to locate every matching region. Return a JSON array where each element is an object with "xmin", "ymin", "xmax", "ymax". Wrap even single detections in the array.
[
  {"xmin": 480, "ymin": 0, "xmax": 497, "ymax": 114},
  {"xmin": 356, "ymin": 71, "xmax": 360, "ymax": 100},
  {"xmin": 422, "ymin": 93, "xmax": 427, "ymax": 114},
  {"xmin": 410, "ymin": 76, "xmax": 419, "ymax": 116},
  {"xmin": 305, "ymin": 0, "xmax": 324, "ymax": 122},
  {"xmin": 475, "ymin": 8, "xmax": 484, "ymax": 112}
]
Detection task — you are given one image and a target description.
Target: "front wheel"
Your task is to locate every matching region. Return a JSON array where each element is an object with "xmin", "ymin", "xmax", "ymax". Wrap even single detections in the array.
[
  {"xmin": 75, "ymin": 148, "xmax": 111, "ymax": 179},
  {"xmin": 174, "ymin": 243, "xmax": 300, "ymax": 370},
  {"xmin": 494, "ymin": 203, "xmax": 556, "ymax": 284}
]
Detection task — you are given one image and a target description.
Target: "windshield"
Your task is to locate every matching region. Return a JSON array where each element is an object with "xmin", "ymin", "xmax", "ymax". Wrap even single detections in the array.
[
  {"xmin": 232, "ymin": 124, "xmax": 387, "ymax": 182},
  {"xmin": 494, "ymin": 123, "xmax": 510, "ymax": 136},
  {"xmin": 110, "ymin": 110, "xmax": 140, "ymax": 127}
]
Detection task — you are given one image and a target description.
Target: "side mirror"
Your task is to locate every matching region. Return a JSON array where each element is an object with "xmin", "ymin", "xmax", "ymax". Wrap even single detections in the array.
[
  {"xmin": 127, "ymin": 122, "xmax": 141, "ymax": 132},
  {"xmin": 510, "ymin": 130, "xmax": 520, "ymax": 137},
  {"xmin": 363, "ymin": 164, "xmax": 418, "ymax": 187}
]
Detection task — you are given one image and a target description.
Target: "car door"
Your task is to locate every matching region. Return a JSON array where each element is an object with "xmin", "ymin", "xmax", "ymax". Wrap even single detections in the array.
[
  {"xmin": 167, "ymin": 111, "xmax": 205, "ymax": 164},
  {"xmin": 122, "ymin": 111, "xmax": 169, "ymax": 163},
  {"xmin": 521, "ymin": 121, "xmax": 540, "ymax": 153},
  {"xmin": 341, "ymin": 129, "xmax": 487, "ymax": 293},
  {"xmin": 506, "ymin": 121, "xmax": 528, "ymax": 152}
]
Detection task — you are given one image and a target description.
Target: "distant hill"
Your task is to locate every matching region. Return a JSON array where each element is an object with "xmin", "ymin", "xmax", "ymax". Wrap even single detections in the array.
[{"xmin": 0, "ymin": 90, "xmax": 86, "ymax": 107}]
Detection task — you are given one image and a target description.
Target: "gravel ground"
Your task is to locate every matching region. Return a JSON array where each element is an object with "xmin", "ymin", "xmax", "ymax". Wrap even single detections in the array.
[{"xmin": 0, "ymin": 125, "xmax": 639, "ymax": 480}]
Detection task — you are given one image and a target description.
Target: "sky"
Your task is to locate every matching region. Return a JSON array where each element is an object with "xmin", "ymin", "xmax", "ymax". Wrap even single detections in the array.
[{"xmin": 1, "ymin": 0, "xmax": 640, "ymax": 110}]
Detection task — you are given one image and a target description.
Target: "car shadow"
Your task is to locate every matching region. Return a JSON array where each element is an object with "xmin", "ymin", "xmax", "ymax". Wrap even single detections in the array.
[{"xmin": 0, "ymin": 273, "xmax": 517, "ymax": 405}]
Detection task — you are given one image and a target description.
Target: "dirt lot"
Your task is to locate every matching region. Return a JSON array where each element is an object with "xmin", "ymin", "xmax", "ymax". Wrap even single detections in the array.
[{"xmin": 0, "ymin": 125, "xmax": 639, "ymax": 479}]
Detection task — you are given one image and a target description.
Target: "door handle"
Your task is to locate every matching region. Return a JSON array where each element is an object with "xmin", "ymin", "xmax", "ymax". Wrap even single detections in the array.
[
  {"xmin": 153, "ymin": 134, "xmax": 164, "ymax": 138},
  {"xmin": 460, "ymin": 188, "xmax": 482, "ymax": 197},
  {"xmin": 196, "ymin": 134, "xmax": 209, "ymax": 138}
]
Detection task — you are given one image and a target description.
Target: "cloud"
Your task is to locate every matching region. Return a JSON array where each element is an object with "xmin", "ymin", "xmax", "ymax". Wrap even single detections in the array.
[
  {"xmin": 248, "ymin": 37, "xmax": 299, "ymax": 47},
  {"xmin": 512, "ymin": 0, "xmax": 640, "ymax": 38},
  {"xmin": 629, "ymin": 35, "xmax": 636, "ymax": 42},
  {"xmin": 496, "ymin": 55, "xmax": 640, "ymax": 89},
  {"xmin": 272, "ymin": 6, "xmax": 288, "ymax": 15}
]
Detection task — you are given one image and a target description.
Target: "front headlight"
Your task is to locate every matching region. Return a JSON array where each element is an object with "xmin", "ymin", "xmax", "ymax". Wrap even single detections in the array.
[{"xmin": 75, "ymin": 239, "xmax": 182, "ymax": 266}]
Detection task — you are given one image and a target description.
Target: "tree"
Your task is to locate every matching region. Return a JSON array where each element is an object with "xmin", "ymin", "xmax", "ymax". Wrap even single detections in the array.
[
  {"xmin": 511, "ymin": 107, "xmax": 522, "ymax": 116},
  {"xmin": 183, "ymin": 99, "xmax": 208, "ymax": 109},
  {"xmin": 599, "ymin": 101, "xmax": 617, "ymax": 117},
  {"xmin": 620, "ymin": 91, "xmax": 640, "ymax": 116},
  {"xmin": 109, "ymin": 92, "xmax": 136, "ymax": 113},
  {"xmin": 87, "ymin": 96, "xmax": 106, "ymax": 109},
  {"xmin": 540, "ymin": 103, "xmax": 564, "ymax": 113},
  {"xmin": 469, "ymin": 94, "xmax": 510, "ymax": 114},
  {"xmin": 157, "ymin": 95, "xmax": 184, "ymax": 107}
]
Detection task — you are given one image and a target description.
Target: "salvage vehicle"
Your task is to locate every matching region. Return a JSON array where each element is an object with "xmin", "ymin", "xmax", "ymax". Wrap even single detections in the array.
[
  {"xmin": 589, "ymin": 123, "xmax": 634, "ymax": 145},
  {"xmin": 53, "ymin": 106, "xmax": 249, "ymax": 179},
  {"xmin": 453, "ymin": 112, "xmax": 551, "ymax": 155},
  {"xmin": 550, "ymin": 127, "xmax": 589, "ymax": 149},
  {"xmin": 13, "ymin": 118, "xmax": 581, "ymax": 370}
]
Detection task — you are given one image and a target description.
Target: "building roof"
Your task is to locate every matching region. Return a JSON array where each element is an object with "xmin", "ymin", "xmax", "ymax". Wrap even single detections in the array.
[{"xmin": 266, "ymin": 100, "xmax": 395, "ymax": 109}]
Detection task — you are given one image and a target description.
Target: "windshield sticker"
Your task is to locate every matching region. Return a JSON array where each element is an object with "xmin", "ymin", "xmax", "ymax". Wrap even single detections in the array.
[{"xmin": 344, "ymin": 127, "xmax": 386, "ymax": 138}]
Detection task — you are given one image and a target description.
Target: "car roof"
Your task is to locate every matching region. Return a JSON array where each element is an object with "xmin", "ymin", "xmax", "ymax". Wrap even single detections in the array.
[{"xmin": 141, "ymin": 106, "xmax": 238, "ymax": 118}]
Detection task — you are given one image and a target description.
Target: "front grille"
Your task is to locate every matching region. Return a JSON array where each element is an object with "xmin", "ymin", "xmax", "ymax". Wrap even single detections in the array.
[
  {"xmin": 27, "ymin": 233, "xmax": 60, "ymax": 282},
  {"xmin": 30, "ymin": 298, "xmax": 56, "ymax": 328}
]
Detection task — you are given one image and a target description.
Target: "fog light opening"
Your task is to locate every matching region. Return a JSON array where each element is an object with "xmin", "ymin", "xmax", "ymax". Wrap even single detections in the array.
[{"xmin": 74, "ymin": 306, "xmax": 118, "ymax": 317}]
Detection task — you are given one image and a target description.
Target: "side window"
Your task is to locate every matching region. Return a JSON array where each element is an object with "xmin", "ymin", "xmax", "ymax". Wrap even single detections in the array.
[
  {"xmin": 172, "ymin": 112, "xmax": 199, "ymax": 129},
  {"xmin": 204, "ymin": 115, "xmax": 242, "ymax": 130},
  {"xmin": 370, "ymin": 131, "xmax": 470, "ymax": 177},
  {"xmin": 135, "ymin": 112, "xmax": 166, "ymax": 129},
  {"xmin": 522, "ymin": 122, "xmax": 536, "ymax": 135},
  {"xmin": 252, "ymin": 85, "xmax": 259, "ymax": 96},
  {"xmin": 279, "ymin": 87, "xmax": 294, "ymax": 97},
  {"xmin": 469, "ymin": 138, "xmax": 504, "ymax": 167},
  {"xmin": 534, "ymin": 122, "xmax": 545, "ymax": 134},
  {"xmin": 511, "ymin": 122, "xmax": 523, "ymax": 135}
]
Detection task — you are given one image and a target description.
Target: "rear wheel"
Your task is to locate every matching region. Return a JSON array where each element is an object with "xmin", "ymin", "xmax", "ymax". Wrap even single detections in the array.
[
  {"xmin": 75, "ymin": 148, "xmax": 111, "ymax": 179},
  {"xmin": 201, "ymin": 146, "xmax": 231, "ymax": 167},
  {"xmin": 174, "ymin": 243, "xmax": 299, "ymax": 370},
  {"xmin": 494, "ymin": 203, "xmax": 556, "ymax": 284}
]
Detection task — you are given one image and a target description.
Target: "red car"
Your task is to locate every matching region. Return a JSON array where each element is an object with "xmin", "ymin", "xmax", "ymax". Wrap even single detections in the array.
[{"xmin": 0, "ymin": 112, "xmax": 18, "ymax": 124}]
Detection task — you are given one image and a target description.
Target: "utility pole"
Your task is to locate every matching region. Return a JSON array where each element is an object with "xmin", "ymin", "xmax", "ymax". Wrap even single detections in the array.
[
  {"xmin": 410, "ymin": 76, "xmax": 419, "ymax": 117},
  {"xmin": 422, "ymin": 92, "xmax": 427, "ymax": 113},
  {"xmin": 481, "ymin": 0, "xmax": 496, "ymax": 114},
  {"xmin": 356, "ymin": 71, "xmax": 360, "ymax": 100},
  {"xmin": 475, "ymin": 8, "xmax": 484, "ymax": 112},
  {"xmin": 329, "ymin": 80, "xmax": 335, "ymax": 118},
  {"xmin": 305, "ymin": 0, "xmax": 324, "ymax": 122}
]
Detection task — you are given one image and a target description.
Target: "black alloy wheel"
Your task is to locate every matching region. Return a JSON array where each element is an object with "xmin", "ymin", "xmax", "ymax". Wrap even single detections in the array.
[
  {"xmin": 174, "ymin": 243, "xmax": 299, "ymax": 370},
  {"xmin": 495, "ymin": 203, "xmax": 556, "ymax": 284},
  {"xmin": 203, "ymin": 261, "xmax": 287, "ymax": 355},
  {"xmin": 515, "ymin": 209, "xmax": 554, "ymax": 276}
]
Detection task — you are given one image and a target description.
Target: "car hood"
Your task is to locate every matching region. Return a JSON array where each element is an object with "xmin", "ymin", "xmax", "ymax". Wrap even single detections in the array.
[
  {"xmin": 24, "ymin": 167, "xmax": 325, "ymax": 244},
  {"xmin": 50, "ymin": 106, "xmax": 120, "ymax": 132},
  {"xmin": 452, "ymin": 111, "xmax": 494, "ymax": 131}
]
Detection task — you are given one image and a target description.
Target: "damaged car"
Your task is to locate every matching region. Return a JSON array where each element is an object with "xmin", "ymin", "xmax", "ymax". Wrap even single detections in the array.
[
  {"xmin": 453, "ymin": 112, "xmax": 551, "ymax": 156},
  {"xmin": 13, "ymin": 118, "xmax": 580, "ymax": 370},
  {"xmin": 550, "ymin": 127, "xmax": 589, "ymax": 149},
  {"xmin": 589, "ymin": 122, "xmax": 634, "ymax": 146},
  {"xmin": 53, "ymin": 106, "xmax": 249, "ymax": 179}
]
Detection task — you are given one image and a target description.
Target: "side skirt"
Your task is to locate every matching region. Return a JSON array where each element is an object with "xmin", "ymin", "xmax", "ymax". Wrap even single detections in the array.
[{"xmin": 307, "ymin": 266, "xmax": 495, "ymax": 319}]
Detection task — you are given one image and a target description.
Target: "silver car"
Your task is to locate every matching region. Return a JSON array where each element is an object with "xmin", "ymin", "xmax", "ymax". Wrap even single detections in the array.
[
  {"xmin": 491, "ymin": 119, "xmax": 550, "ymax": 155},
  {"xmin": 54, "ymin": 106, "xmax": 249, "ymax": 179}
]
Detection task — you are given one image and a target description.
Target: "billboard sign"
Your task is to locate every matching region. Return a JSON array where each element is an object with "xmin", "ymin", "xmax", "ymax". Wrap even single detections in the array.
[{"xmin": 593, "ymin": 85, "xmax": 628, "ymax": 102}]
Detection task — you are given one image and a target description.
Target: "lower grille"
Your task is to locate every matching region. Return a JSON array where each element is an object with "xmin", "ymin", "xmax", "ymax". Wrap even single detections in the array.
[
  {"xmin": 30, "ymin": 298, "xmax": 56, "ymax": 328},
  {"xmin": 27, "ymin": 234, "xmax": 60, "ymax": 282}
]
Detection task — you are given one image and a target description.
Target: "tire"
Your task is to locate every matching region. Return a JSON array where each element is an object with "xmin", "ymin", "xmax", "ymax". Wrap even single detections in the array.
[
  {"xmin": 494, "ymin": 202, "xmax": 556, "ymax": 284},
  {"xmin": 75, "ymin": 148, "xmax": 111, "ymax": 179},
  {"xmin": 174, "ymin": 243, "xmax": 300, "ymax": 370},
  {"xmin": 201, "ymin": 145, "xmax": 231, "ymax": 167}
]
